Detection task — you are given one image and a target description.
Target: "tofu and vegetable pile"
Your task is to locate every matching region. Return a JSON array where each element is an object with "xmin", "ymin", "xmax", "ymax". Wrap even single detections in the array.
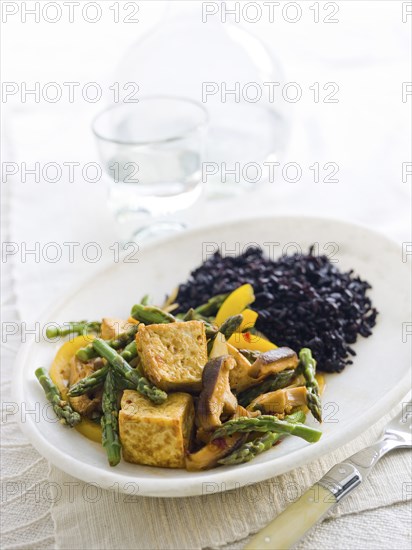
[{"xmin": 36, "ymin": 284, "xmax": 324, "ymax": 470}]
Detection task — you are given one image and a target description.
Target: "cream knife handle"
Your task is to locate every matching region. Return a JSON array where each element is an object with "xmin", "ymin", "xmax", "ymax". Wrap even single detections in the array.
[
  {"xmin": 244, "ymin": 484, "xmax": 336, "ymax": 550},
  {"xmin": 245, "ymin": 461, "xmax": 364, "ymax": 550}
]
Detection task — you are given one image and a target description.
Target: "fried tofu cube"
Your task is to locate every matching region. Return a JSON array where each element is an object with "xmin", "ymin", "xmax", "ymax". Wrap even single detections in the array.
[
  {"xmin": 119, "ymin": 390, "xmax": 195, "ymax": 468},
  {"xmin": 136, "ymin": 321, "xmax": 207, "ymax": 391},
  {"xmin": 101, "ymin": 318, "xmax": 134, "ymax": 340}
]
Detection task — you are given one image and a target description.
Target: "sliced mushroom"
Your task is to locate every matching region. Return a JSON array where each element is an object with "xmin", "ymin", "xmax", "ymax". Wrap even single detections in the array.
[
  {"xmin": 247, "ymin": 386, "xmax": 308, "ymax": 415},
  {"xmin": 195, "ymin": 426, "xmax": 213, "ymax": 445},
  {"xmin": 249, "ymin": 347, "xmax": 298, "ymax": 379},
  {"xmin": 227, "ymin": 344, "xmax": 270, "ymax": 393},
  {"xmin": 227, "ymin": 346, "xmax": 299, "ymax": 393},
  {"xmin": 185, "ymin": 433, "xmax": 247, "ymax": 471},
  {"xmin": 195, "ymin": 403, "xmax": 260, "ymax": 445},
  {"xmin": 186, "ymin": 405, "xmax": 253, "ymax": 471},
  {"xmin": 197, "ymin": 355, "xmax": 238, "ymax": 432},
  {"xmin": 232, "ymin": 404, "xmax": 261, "ymax": 419},
  {"xmin": 209, "ymin": 332, "xmax": 228, "ymax": 359}
]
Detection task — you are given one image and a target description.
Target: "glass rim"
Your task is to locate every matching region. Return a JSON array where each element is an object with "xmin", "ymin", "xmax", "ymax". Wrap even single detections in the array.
[{"xmin": 91, "ymin": 95, "xmax": 209, "ymax": 146}]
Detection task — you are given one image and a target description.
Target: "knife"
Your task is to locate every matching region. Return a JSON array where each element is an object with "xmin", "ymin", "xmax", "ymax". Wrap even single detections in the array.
[{"xmin": 244, "ymin": 404, "xmax": 411, "ymax": 550}]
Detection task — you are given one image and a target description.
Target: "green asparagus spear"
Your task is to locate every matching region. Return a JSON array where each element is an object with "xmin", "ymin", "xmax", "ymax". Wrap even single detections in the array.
[
  {"xmin": 298, "ymin": 348, "xmax": 322, "ymax": 423},
  {"xmin": 274, "ymin": 410, "xmax": 306, "ymax": 424},
  {"xmin": 140, "ymin": 294, "xmax": 150, "ymax": 306},
  {"xmin": 120, "ymin": 340, "xmax": 137, "ymax": 362},
  {"xmin": 237, "ymin": 369, "xmax": 297, "ymax": 407},
  {"xmin": 193, "ymin": 293, "xmax": 229, "ymax": 317},
  {"xmin": 178, "ymin": 307, "xmax": 211, "ymax": 323},
  {"xmin": 101, "ymin": 370, "xmax": 121, "ymax": 467},
  {"xmin": 35, "ymin": 367, "xmax": 81, "ymax": 427},
  {"xmin": 110, "ymin": 324, "xmax": 139, "ymax": 348},
  {"xmin": 130, "ymin": 304, "xmax": 177, "ymax": 325},
  {"xmin": 181, "ymin": 308, "xmax": 197, "ymax": 321},
  {"xmin": 46, "ymin": 321, "xmax": 101, "ymax": 339},
  {"xmin": 76, "ymin": 324, "xmax": 139, "ymax": 362},
  {"xmin": 115, "ymin": 376, "xmax": 136, "ymax": 390},
  {"xmin": 180, "ymin": 308, "xmax": 218, "ymax": 337},
  {"xmin": 92, "ymin": 338, "xmax": 167, "ymax": 404},
  {"xmin": 207, "ymin": 314, "xmax": 244, "ymax": 354},
  {"xmin": 75, "ymin": 345, "xmax": 98, "ymax": 363},
  {"xmin": 218, "ymin": 314, "xmax": 243, "ymax": 340},
  {"xmin": 211, "ymin": 414, "xmax": 322, "ymax": 443},
  {"xmin": 68, "ymin": 365, "xmax": 109, "ymax": 397},
  {"xmin": 204, "ymin": 324, "xmax": 219, "ymax": 340},
  {"xmin": 68, "ymin": 364, "xmax": 136, "ymax": 397},
  {"xmin": 219, "ymin": 411, "xmax": 306, "ymax": 465}
]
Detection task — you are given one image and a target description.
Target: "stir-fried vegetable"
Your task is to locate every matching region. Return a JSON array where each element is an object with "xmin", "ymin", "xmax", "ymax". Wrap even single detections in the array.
[
  {"xmin": 211, "ymin": 415, "xmax": 322, "ymax": 443},
  {"xmin": 68, "ymin": 365, "xmax": 109, "ymax": 397},
  {"xmin": 219, "ymin": 410, "xmax": 306, "ymax": 465},
  {"xmin": 215, "ymin": 283, "xmax": 255, "ymax": 326},
  {"xmin": 101, "ymin": 370, "xmax": 121, "ymax": 467},
  {"xmin": 130, "ymin": 304, "xmax": 176, "ymax": 324},
  {"xmin": 76, "ymin": 324, "xmax": 139, "ymax": 362},
  {"xmin": 298, "ymin": 348, "xmax": 322, "ymax": 422},
  {"xmin": 237, "ymin": 369, "xmax": 297, "ymax": 407},
  {"xmin": 46, "ymin": 321, "xmax": 101, "ymax": 339},
  {"xmin": 92, "ymin": 338, "xmax": 167, "ymax": 404},
  {"xmin": 36, "ymin": 283, "xmax": 325, "ymax": 470},
  {"xmin": 218, "ymin": 314, "xmax": 244, "ymax": 340},
  {"xmin": 192, "ymin": 293, "xmax": 229, "ymax": 317},
  {"xmin": 35, "ymin": 367, "xmax": 81, "ymax": 427},
  {"xmin": 238, "ymin": 308, "xmax": 258, "ymax": 331},
  {"xmin": 228, "ymin": 331, "xmax": 277, "ymax": 352},
  {"xmin": 120, "ymin": 340, "xmax": 138, "ymax": 362}
]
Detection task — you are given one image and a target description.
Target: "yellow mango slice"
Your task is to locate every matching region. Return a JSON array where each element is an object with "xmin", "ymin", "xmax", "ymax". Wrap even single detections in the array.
[
  {"xmin": 215, "ymin": 284, "xmax": 255, "ymax": 327},
  {"xmin": 238, "ymin": 308, "xmax": 258, "ymax": 332},
  {"xmin": 49, "ymin": 334, "xmax": 102, "ymax": 443},
  {"xmin": 228, "ymin": 331, "xmax": 277, "ymax": 352}
]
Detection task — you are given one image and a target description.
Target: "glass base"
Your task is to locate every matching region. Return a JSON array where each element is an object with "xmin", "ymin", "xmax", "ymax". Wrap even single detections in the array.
[{"xmin": 131, "ymin": 220, "xmax": 187, "ymax": 242}]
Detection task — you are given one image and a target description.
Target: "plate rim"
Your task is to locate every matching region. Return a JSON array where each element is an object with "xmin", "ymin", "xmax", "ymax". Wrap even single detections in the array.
[{"xmin": 13, "ymin": 214, "xmax": 411, "ymax": 497}]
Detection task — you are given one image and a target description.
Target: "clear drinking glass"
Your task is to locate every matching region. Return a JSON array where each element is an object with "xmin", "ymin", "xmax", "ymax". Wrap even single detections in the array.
[
  {"xmin": 115, "ymin": 7, "xmax": 288, "ymax": 197},
  {"xmin": 92, "ymin": 96, "xmax": 208, "ymax": 239}
]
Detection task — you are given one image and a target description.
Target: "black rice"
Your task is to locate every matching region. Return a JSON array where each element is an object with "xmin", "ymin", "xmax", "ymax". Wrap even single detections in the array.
[{"xmin": 175, "ymin": 247, "xmax": 378, "ymax": 373}]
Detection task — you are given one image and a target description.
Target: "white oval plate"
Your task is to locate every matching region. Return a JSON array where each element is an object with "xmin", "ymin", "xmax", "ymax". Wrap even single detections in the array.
[{"xmin": 15, "ymin": 216, "xmax": 411, "ymax": 497}]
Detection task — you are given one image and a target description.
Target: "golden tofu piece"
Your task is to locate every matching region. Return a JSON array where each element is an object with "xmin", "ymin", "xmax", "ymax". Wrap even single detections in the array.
[
  {"xmin": 119, "ymin": 390, "xmax": 195, "ymax": 468},
  {"xmin": 101, "ymin": 318, "xmax": 134, "ymax": 340},
  {"xmin": 136, "ymin": 321, "xmax": 207, "ymax": 391}
]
